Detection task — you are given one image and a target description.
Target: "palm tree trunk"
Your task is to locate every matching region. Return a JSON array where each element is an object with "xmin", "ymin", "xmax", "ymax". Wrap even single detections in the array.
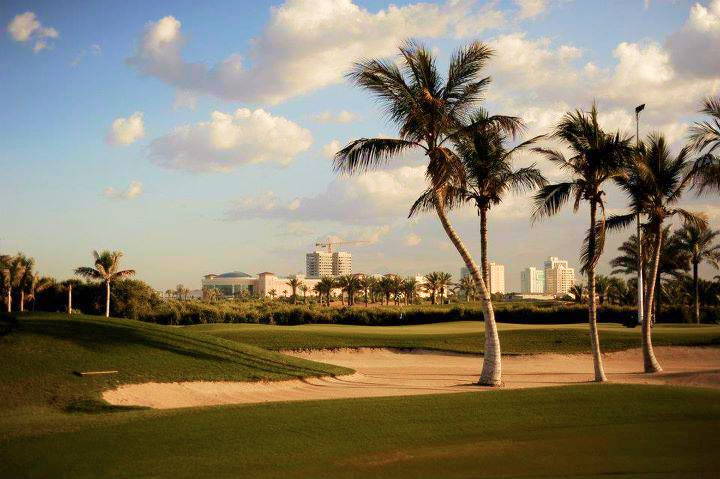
[
  {"xmin": 20, "ymin": 291, "xmax": 25, "ymax": 312},
  {"xmin": 6, "ymin": 288, "xmax": 11, "ymax": 313},
  {"xmin": 587, "ymin": 200, "xmax": 608, "ymax": 382},
  {"xmin": 642, "ymin": 223, "xmax": 663, "ymax": 373},
  {"xmin": 68, "ymin": 286, "xmax": 73, "ymax": 314},
  {"xmin": 105, "ymin": 281, "xmax": 111, "ymax": 318},
  {"xmin": 480, "ymin": 207, "xmax": 490, "ymax": 291},
  {"xmin": 693, "ymin": 260, "xmax": 700, "ymax": 324},
  {"xmin": 434, "ymin": 200, "xmax": 501, "ymax": 386}
]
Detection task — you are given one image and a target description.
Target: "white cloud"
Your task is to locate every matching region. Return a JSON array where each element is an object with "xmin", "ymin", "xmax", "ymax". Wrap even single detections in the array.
[
  {"xmin": 127, "ymin": 1, "xmax": 506, "ymax": 105},
  {"xmin": 71, "ymin": 43, "xmax": 102, "ymax": 67},
  {"xmin": 404, "ymin": 233, "xmax": 422, "ymax": 246},
  {"xmin": 149, "ymin": 108, "xmax": 312, "ymax": 172},
  {"xmin": 514, "ymin": 0, "xmax": 549, "ymax": 20},
  {"xmin": 7, "ymin": 12, "xmax": 58, "ymax": 53},
  {"xmin": 107, "ymin": 112, "xmax": 145, "ymax": 146},
  {"xmin": 322, "ymin": 140, "xmax": 342, "ymax": 159},
  {"xmin": 226, "ymin": 165, "xmax": 427, "ymax": 224},
  {"xmin": 667, "ymin": 0, "xmax": 720, "ymax": 78},
  {"xmin": 311, "ymin": 110, "xmax": 358, "ymax": 124},
  {"xmin": 103, "ymin": 181, "xmax": 143, "ymax": 200}
]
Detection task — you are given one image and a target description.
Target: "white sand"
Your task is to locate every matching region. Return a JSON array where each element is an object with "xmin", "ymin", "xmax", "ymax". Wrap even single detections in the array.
[{"xmin": 103, "ymin": 347, "xmax": 720, "ymax": 409}]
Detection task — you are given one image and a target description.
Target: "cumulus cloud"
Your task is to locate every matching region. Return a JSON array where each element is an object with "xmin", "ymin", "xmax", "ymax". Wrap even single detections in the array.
[
  {"xmin": 322, "ymin": 140, "xmax": 342, "ymax": 159},
  {"xmin": 7, "ymin": 11, "xmax": 59, "ymax": 52},
  {"xmin": 149, "ymin": 108, "xmax": 312, "ymax": 172},
  {"xmin": 514, "ymin": 0, "xmax": 550, "ymax": 20},
  {"xmin": 226, "ymin": 165, "xmax": 427, "ymax": 224},
  {"xmin": 404, "ymin": 233, "xmax": 422, "ymax": 246},
  {"xmin": 311, "ymin": 110, "xmax": 358, "ymax": 124},
  {"xmin": 103, "ymin": 181, "xmax": 143, "ymax": 200},
  {"xmin": 71, "ymin": 43, "xmax": 101, "ymax": 67},
  {"xmin": 127, "ymin": 1, "xmax": 507, "ymax": 105},
  {"xmin": 667, "ymin": 0, "xmax": 720, "ymax": 78},
  {"xmin": 107, "ymin": 112, "xmax": 145, "ymax": 145}
]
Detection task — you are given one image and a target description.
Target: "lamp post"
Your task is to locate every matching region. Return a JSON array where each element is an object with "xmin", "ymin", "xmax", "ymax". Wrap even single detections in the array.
[{"xmin": 635, "ymin": 103, "xmax": 645, "ymax": 325}]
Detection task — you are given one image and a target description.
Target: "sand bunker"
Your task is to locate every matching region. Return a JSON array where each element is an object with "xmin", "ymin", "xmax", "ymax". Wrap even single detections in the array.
[{"xmin": 103, "ymin": 347, "xmax": 720, "ymax": 409}]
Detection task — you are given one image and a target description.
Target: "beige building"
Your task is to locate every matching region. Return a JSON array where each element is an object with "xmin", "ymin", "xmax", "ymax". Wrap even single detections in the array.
[
  {"xmin": 544, "ymin": 257, "xmax": 575, "ymax": 296},
  {"xmin": 202, "ymin": 271, "xmax": 327, "ymax": 298},
  {"xmin": 306, "ymin": 251, "xmax": 352, "ymax": 278},
  {"xmin": 461, "ymin": 262, "xmax": 505, "ymax": 294},
  {"xmin": 520, "ymin": 267, "xmax": 545, "ymax": 293}
]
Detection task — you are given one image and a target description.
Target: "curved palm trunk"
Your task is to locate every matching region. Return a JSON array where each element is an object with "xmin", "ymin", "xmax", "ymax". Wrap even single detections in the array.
[
  {"xmin": 642, "ymin": 223, "xmax": 663, "ymax": 373},
  {"xmin": 587, "ymin": 200, "xmax": 608, "ymax": 382},
  {"xmin": 480, "ymin": 207, "xmax": 490, "ymax": 291},
  {"xmin": 434, "ymin": 200, "xmax": 501, "ymax": 386},
  {"xmin": 693, "ymin": 260, "xmax": 700, "ymax": 324},
  {"xmin": 105, "ymin": 281, "xmax": 111, "ymax": 318}
]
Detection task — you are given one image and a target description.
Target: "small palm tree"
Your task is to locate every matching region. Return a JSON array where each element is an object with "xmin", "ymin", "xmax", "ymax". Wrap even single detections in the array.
[
  {"xmin": 314, "ymin": 276, "xmax": 335, "ymax": 306},
  {"xmin": 25, "ymin": 274, "xmax": 54, "ymax": 311},
  {"xmin": 268, "ymin": 289, "xmax": 277, "ymax": 300},
  {"xmin": 688, "ymin": 96, "xmax": 720, "ymax": 193},
  {"xmin": 423, "ymin": 272, "xmax": 441, "ymax": 305},
  {"xmin": 612, "ymin": 133, "xmax": 705, "ymax": 372},
  {"xmin": 675, "ymin": 222, "xmax": 720, "ymax": 323},
  {"xmin": 532, "ymin": 103, "xmax": 634, "ymax": 382},
  {"xmin": 402, "ymin": 277, "xmax": 419, "ymax": 305},
  {"xmin": 286, "ymin": 277, "xmax": 302, "ymax": 304},
  {"xmin": 570, "ymin": 284, "xmax": 585, "ymax": 303},
  {"xmin": 378, "ymin": 276, "xmax": 395, "ymax": 305},
  {"xmin": 75, "ymin": 250, "xmax": 135, "ymax": 318},
  {"xmin": 299, "ymin": 284, "xmax": 309, "ymax": 302},
  {"xmin": 359, "ymin": 276, "xmax": 375, "ymax": 306}
]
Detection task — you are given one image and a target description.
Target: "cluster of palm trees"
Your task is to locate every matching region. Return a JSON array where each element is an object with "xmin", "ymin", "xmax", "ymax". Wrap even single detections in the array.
[
  {"xmin": 0, "ymin": 253, "xmax": 54, "ymax": 313},
  {"xmin": 334, "ymin": 39, "xmax": 719, "ymax": 385}
]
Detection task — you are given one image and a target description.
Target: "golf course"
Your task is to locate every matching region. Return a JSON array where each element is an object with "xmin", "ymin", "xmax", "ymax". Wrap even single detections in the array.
[{"xmin": 2, "ymin": 313, "xmax": 720, "ymax": 478}]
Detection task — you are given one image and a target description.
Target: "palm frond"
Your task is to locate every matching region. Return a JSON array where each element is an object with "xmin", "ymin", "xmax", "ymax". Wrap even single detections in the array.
[
  {"xmin": 333, "ymin": 138, "xmax": 419, "ymax": 174},
  {"xmin": 531, "ymin": 182, "xmax": 574, "ymax": 223}
]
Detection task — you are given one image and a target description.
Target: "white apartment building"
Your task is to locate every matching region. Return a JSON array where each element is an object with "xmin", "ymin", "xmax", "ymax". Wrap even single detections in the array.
[
  {"xmin": 520, "ymin": 267, "xmax": 545, "ymax": 294},
  {"xmin": 461, "ymin": 262, "xmax": 505, "ymax": 294},
  {"xmin": 203, "ymin": 271, "xmax": 334, "ymax": 298},
  {"xmin": 332, "ymin": 251, "xmax": 352, "ymax": 276},
  {"xmin": 544, "ymin": 257, "xmax": 575, "ymax": 296},
  {"xmin": 306, "ymin": 251, "xmax": 352, "ymax": 278}
]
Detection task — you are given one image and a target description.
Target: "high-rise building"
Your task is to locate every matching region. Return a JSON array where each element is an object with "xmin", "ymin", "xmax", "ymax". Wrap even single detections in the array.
[
  {"xmin": 306, "ymin": 251, "xmax": 333, "ymax": 278},
  {"xmin": 520, "ymin": 267, "xmax": 545, "ymax": 293},
  {"xmin": 544, "ymin": 257, "xmax": 574, "ymax": 295},
  {"xmin": 461, "ymin": 263, "xmax": 505, "ymax": 293},
  {"xmin": 306, "ymin": 251, "xmax": 352, "ymax": 277},
  {"xmin": 332, "ymin": 251, "xmax": 352, "ymax": 276}
]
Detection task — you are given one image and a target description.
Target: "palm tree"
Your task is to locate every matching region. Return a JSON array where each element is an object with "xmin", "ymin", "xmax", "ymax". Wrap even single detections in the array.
[
  {"xmin": 286, "ymin": 277, "xmax": 302, "ymax": 304},
  {"xmin": 378, "ymin": 276, "xmax": 395, "ymax": 305},
  {"xmin": 570, "ymin": 284, "xmax": 585, "ymax": 303},
  {"xmin": 688, "ymin": 96, "xmax": 720, "ymax": 194},
  {"xmin": 313, "ymin": 276, "xmax": 335, "ymax": 306},
  {"xmin": 1, "ymin": 254, "xmax": 29, "ymax": 313},
  {"xmin": 436, "ymin": 272, "xmax": 453, "ymax": 305},
  {"xmin": 267, "ymin": 289, "xmax": 277, "ymax": 300},
  {"xmin": 334, "ymin": 40, "xmax": 518, "ymax": 385},
  {"xmin": 16, "ymin": 254, "xmax": 35, "ymax": 312},
  {"xmin": 423, "ymin": 272, "xmax": 441, "ymax": 305},
  {"xmin": 299, "ymin": 284, "xmax": 309, "ymax": 302},
  {"xmin": 412, "ymin": 121, "xmax": 546, "ymax": 288},
  {"xmin": 675, "ymin": 222, "xmax": 720, "ymax": 323},
  {"xmin": 75, "ymin": 250, "xmax": 135, "ymax": 318},
  {"xmin": 611, "ymin": 133, "xmax": 705, "ymax": 372},
  {"xmin": 62, "ymin": 279, "xmax": 82, "ymax": 314},
  {"xmin": 26, "ymin": 274, "xmax": 54, "ymax": 311},
  {"xmin": 360, "ymin": 276, "xmax": 375, "ymax": 306},
  {"xmin": 402, "ymin": 277, "xmax": 419, "ymax": 305},
  {"xmin": 532, "ymin": 103, "xmax": 634, "ymax": 382}
]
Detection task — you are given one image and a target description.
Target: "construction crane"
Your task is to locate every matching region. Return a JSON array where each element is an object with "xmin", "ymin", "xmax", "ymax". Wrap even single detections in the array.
[{"xmin": 314, "ymin": 239, "xmax": 369, "ymax": 254}]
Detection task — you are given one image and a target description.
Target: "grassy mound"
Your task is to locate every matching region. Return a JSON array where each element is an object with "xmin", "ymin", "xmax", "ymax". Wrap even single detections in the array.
[
  {"xmin": 189, "ymin": 321, "xmax": 720, "ymax": 354},
  {"xmin": 1, "ymin": 385, "xmax": 718, "ymax": 478},
  {"xmin": 0, "ymin": 313, "xmax": 351, "ymax": 411}
]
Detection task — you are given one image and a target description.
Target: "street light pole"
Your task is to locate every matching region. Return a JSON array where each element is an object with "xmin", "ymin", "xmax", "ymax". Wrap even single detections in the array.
[{"xmin": 635, "ymin": 103, "xmax": 645, "ymax": 325}]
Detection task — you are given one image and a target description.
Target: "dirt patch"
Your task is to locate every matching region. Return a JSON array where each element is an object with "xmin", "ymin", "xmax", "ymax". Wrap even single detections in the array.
[{"xmin": 103, "ymin": 347, "xmax": 720, "ymax": 409}]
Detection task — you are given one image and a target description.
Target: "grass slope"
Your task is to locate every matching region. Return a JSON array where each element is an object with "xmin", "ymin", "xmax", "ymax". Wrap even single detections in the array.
[
  {"xmin": 1, "ymin": 385, "xmax": 718, "ymax": 478},
  {"xmin": 0, "ymin": 313, "xmax": 350, "ymax": 412},
  {"xmin": 189, "ymin": 321, "xmax": 720, "ymax": 354}
]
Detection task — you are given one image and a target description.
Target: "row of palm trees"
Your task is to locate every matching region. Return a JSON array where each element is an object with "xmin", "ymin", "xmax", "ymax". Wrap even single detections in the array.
[
  {"xmin": 334, "ymin": 39, "xmax": 719, "ymax": 385},
  {"xmin": 0, "ymin": 253, "xmax": 54, "ymax": 313}
]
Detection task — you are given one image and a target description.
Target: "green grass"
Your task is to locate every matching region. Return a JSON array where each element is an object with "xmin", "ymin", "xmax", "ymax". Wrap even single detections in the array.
[
  {"xmin": 188, "ymin": 321, "xmax": 720, "ymax": 354},
  {"xmin": 0, "ymin": 313, "xmax": 350, "ymax": 412},
  {"xmin": 1, "ymin": 384, "xmax": 718, "ymax": 478}
]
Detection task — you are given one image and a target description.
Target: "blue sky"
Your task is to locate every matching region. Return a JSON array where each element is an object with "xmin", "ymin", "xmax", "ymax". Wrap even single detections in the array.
[{"xmin": 1, "ymin": 0, "xmax": 719, "ymax": 290}]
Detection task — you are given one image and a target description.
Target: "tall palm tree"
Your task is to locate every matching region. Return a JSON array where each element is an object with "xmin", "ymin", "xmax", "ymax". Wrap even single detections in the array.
[
  {"xmin": 412, "ymin": 121, "xmax": 546, "ymax": 288},
  {"xmin": 334, "ymin": 40, "xmax": 518, "ymax": 385},
  {"xmin": 612, "ymin": 133, "xmax": 705, "ymax": 372},
  {"xmin": 688, "ymin": 96, "xmax": 720, "ymax": 194},
  {"xmin": 675, "ymin": 222, "xmax": 720, "ymax": 323},
  {"xmin": 286, "ymin": 277, "xmax": 302, "ymax": 304},
  {"xmin": 62, "ymin": 279, "xmax": 82, "ymax": 314},
  {"xmin": 16, "ymin": 254, "xmax": 35, "ymax": 312},
  {"xmin": 1, "ymin": 254, "xmax": 29, "ymax": 313},
  {"xmin": 75, "ymin": 250, "xmax": 135, "ymax": 318},
  {"xmin": 532, "ymin": 103, "xmax": 633, "ymax": 382}
]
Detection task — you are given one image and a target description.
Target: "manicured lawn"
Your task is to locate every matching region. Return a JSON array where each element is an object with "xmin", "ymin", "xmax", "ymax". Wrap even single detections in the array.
[
  {"xmin": 0, "ymin": 313, "xmax": 350, "ymax": 412},
  {"xmin": 189, "ymin": 321, "xmax": 720, "ymax": 354},
  {"xmin": 1, "ymin": 384, "xmax": 718, "ymax": 478}
]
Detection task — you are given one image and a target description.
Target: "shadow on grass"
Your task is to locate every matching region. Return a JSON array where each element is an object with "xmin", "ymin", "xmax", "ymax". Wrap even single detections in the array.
[{"xmin": 64, "ymin": 399, "xmax": 149, "ymax": 414}]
